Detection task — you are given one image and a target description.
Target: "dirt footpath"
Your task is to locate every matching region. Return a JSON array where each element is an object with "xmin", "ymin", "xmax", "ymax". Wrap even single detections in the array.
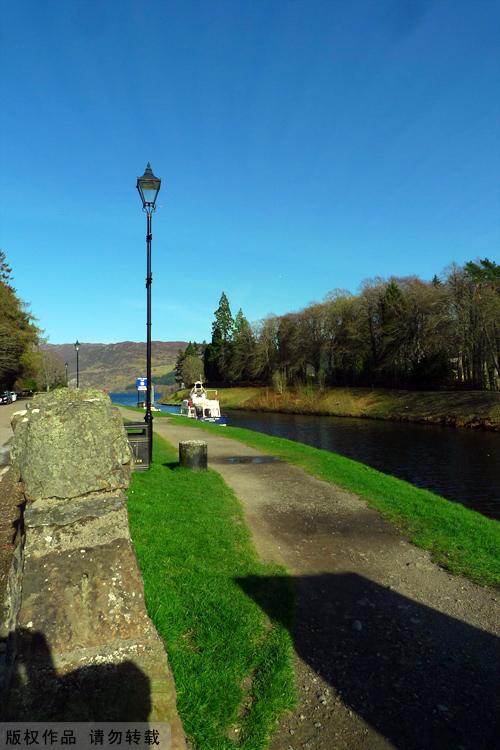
[{"xmin": 141, "ymin": 413, "xmax": 499, "ymax": 750}]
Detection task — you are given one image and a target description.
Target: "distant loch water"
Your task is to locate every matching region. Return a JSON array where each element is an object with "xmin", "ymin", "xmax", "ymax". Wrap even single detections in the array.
[{"xmin": 111, "ymin": 392, "xmax": 499, "ymax": 520}]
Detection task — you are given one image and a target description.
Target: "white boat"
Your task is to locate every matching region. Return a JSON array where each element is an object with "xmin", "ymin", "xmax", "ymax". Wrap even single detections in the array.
[{"xmin": 180, "ymin": 382, "xmax": 227, "ymax": 425}]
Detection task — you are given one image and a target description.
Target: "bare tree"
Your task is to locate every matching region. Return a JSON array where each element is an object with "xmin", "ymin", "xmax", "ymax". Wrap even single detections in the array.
[
  {"xmin": 38, "ymin": 347, "xmax": 66, "ymax": 391},
  {"xmin": 181, "ymin": 355, "xmax": 205, "ymax": 387}
]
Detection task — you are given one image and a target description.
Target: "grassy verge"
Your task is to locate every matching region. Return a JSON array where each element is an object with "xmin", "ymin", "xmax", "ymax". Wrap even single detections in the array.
[
  {"xmin": 127, "ymin": 432, "xmax": 295, "ymax": 749},
  {"xmin": 163, "ymin": 385, "xmax": 500, "ymax": 429},
  {"xmin": 132, "ymin": 408, "xmax": 499, "ymax": 588}
]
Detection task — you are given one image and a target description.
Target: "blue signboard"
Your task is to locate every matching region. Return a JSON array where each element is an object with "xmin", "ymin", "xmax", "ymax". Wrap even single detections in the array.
[{"xmin": 136, "ymin": 377, "xmax": 148, "ymax": 390}]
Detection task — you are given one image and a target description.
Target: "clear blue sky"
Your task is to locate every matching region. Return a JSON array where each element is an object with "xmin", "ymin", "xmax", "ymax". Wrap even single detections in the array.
[{"xmin": 1, "ymin": 0, "xmax": 499, "ymax": 344}]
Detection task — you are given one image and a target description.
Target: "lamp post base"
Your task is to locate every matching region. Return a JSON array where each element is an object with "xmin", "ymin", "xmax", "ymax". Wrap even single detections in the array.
[{"xmin": 144, "ymin": 411, "xmax": 153, "ymax": 466}]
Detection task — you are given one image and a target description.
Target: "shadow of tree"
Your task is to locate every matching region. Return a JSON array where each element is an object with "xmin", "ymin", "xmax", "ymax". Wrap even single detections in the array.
[
  {"xmin": 237, "ymin": 573, "xmax": 499, "ymax": 749},
  {"xmin": 1, "ymin": 629, "xmax": 151, "ymax": 721}
]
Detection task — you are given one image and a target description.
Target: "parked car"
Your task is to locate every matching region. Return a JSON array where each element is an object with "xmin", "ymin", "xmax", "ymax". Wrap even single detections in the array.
[
  {"xmin": 17, "ymin": 389, "xmax": 34, "ymax": 398},
  {"xmin": 0, "ymin": 391, "xmax": 13, "ymax": 405}
]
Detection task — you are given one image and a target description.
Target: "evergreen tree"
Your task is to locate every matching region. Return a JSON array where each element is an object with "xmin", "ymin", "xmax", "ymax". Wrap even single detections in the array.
[
  {"xmin": 212, "ymin": 292, "xmax": 234, "ymax": 343},
  {"xmin": 0, "ymin": 250, "xmax": 13, "ymax": 287},
  {"xmin": 174, "ymin": 348, "xmax": 186, "ymax": 385},
  {"xmin": 379, "ymin": 280, "xmax": 407, "ymax": 384},
  {"xmin": 229, "ymin": 309, "xmax": 255, "ymax": 383},
  {"xmin": 205, "ymin": 292, "xmax": 234, "ymax": 383},
  {"xmin": 204, "ymin": 326, "xmax": 223, "ymax": 382},
  {"xmin": 464, "ymin": 258, "xmax": 500, "ymax": 287}
]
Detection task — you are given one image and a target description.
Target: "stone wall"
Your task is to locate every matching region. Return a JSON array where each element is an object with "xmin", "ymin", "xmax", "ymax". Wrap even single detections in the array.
[{"xmin": 0, "ymin": 390, "xmax": 185, "ymax": 747}]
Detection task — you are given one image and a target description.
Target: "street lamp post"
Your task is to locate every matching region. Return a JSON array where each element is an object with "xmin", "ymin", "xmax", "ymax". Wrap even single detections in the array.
[
  {"xmin": 65, "ymin": 362, "xmax": 68, "ymax": 386},
  {"xmin": 136, "ymin": 163, "xmax": 161, "ymax": 465},
  {"xmin": 74, "ymin": 341, "xmax": 80, "ymax": 388}
]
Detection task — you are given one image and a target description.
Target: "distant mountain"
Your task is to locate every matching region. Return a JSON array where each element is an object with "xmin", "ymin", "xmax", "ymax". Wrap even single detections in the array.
[{"xmin": 44, "ymin": 341, "xmax": 187, "ymax": 391}]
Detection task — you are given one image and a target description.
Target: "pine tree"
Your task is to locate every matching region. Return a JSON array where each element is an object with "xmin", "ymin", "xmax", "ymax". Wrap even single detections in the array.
[
  {"xmin": 379, "ymin": 280, "xmax": 407, "ymax": 384},
  {"xmin": 229, "ymin": 309, "xmax": 255, "ymax": 383},
  {"xmin": 464, "ymin": 258, "xmax": 500, "ymax": 287},
  {"xmin": 174, "ymin": 348, "xmax": 186, "ymax": 385},
  {"xmin": 0, "ymin": 250, "xmax": 13, "ymax": 289},
  {"xmin": 212, "ymin": 292, "xmax": 234, "ymax": 343},
  {"xmin": 205, "ymin": 292, "xmax": 234, "ymax": 383}
]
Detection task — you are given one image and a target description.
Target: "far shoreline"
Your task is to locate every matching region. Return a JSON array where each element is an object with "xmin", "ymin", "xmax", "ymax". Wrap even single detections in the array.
[{"xmin": 161, "ymin": 385, "xmax": 500, "ymax": 432}]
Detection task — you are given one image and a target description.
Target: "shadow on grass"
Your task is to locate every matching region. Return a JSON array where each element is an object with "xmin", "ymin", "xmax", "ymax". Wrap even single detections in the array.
[
  {"xmin": 161, "ymin": 461, "xmax": 180, "ymax": 471},
  {"xmin": 237, "ymin": 572, "xmax": 499, "ymax": 750}
]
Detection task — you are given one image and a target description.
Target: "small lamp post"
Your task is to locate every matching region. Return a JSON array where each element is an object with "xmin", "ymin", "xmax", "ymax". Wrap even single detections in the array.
[
  {"xmin": 136, "ymin": 162, "xmax": 161, "ymax": 466},
  {"xmin": 74, "ymin": 340, "xmax": 80, "ymax": 388},
  {"xmin": 65, "ymin": 362, "xmax": 68, "ymax": 386}
]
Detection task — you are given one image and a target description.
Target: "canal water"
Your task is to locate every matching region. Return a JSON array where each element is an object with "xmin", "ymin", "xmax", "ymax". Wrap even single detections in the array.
[{"xmin": 111, "ymin": 392, "xmax": 499, "ymax": 520}]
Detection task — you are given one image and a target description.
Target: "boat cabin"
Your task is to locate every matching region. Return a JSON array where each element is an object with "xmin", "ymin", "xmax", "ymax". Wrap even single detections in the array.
[{"xmin": 179, "ymin": 381, "xmax": 222, "ymax": 421}]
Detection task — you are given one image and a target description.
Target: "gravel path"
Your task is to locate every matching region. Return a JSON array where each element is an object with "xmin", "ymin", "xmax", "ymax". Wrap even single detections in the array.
[{"xmin": 138, "ymin": 412, "xmax": 500, "ymax": 750}]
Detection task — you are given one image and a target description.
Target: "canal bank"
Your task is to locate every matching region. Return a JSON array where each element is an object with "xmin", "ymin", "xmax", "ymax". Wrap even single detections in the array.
[
  {"xmin": 113, "ymin": 392, "xmax": 500, "ymax": 519},
  {"xmin": 164, "ymin": 385, "xmax": 500, "ymax": 431},
  {"xmin": 119, "ymin": 406, "xmax": 500, "ymax": 750}
]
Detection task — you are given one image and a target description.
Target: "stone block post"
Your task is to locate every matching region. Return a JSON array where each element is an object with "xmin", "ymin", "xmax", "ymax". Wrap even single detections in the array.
[{"xmin": 179, "ymin": 440, "xmax": 208, "ymax": 470}]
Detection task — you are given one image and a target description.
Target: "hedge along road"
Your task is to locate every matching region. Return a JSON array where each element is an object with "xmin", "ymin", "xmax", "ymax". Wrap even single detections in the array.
[{"xmin": 118, "ymin": 408, "xmax": 500, "ymax": 750}]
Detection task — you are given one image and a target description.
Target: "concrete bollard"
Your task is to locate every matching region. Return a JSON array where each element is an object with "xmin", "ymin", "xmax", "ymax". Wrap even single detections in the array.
[{"xmin": 179, "ymin": 440, "xmax": 208, "ymax": 470}]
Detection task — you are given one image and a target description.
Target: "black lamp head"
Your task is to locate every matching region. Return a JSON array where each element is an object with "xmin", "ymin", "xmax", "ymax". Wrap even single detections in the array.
[{"xmin": 137, "ymin": 162, "xmax": 161, "ymax": 209}]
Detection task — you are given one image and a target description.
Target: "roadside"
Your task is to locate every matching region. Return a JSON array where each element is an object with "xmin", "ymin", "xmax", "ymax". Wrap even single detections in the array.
[
  {"xmin": 0, "ymin": 401, "xmax": 25, "ymax": 462},
  {"xmin": 0, "ymin": 401, "xmax": 26, "ymax": 614},
  {"xmin": 164, "ymin": 386, "xmax": 500, "ymax": 430},
  {"xmin": 126, "ymin": 408, "xmax": 500, "ymax": 750}
]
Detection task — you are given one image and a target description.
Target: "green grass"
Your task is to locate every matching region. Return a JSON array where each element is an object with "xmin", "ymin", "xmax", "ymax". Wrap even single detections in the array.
[
  {"xmin": 134, "ymin": 409, "xmax": 499, "ymax": 588},
  {"xmin": 127, "ymin": 433, "xmax": 295, "ymax": 749}
]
